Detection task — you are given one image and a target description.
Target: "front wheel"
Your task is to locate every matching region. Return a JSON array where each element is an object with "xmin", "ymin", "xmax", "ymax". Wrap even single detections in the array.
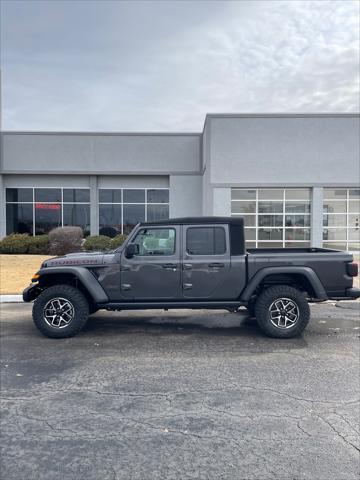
[
  {"xmin": 33, "ymin": 285, "xmax": 89, "ymax": 338},
  {"xmin": 255, "ymin": 285, "xmax": 310, "ymax": 338}
]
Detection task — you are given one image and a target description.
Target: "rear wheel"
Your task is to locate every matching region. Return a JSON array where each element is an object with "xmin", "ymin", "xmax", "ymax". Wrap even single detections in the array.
[
  {"xmin": 33, "ymin": 285, "xmax": 89, "ymax": 338},
  {"xmin": 255, "ymin": 285, "xmax": 310, "ymax": 338}
]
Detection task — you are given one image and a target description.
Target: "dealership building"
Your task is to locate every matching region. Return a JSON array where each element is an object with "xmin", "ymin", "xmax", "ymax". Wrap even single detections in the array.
[{"xmin": 0, "ymin": 113, "xmax": 359, "ymax": 251}]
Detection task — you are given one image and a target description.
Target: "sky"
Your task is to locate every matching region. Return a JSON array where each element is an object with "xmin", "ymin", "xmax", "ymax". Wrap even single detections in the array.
[{"xmin": 1, "ymin": 0, "xmax": 359, "ymax": 132}]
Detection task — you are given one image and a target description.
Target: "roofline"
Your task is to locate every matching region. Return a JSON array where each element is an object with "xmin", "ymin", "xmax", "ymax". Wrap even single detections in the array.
[
  {"xmin": 0, "ymin": 131, "xmax": 202, "ymax": 136},
  {"xmin": 204, "ymin": 113, "xmax": 360, "ymax": 131},
  {"xmin": 205, "ymin": 112, "xmax": 360, "ymax": 119},
  {"xmin": 200, "ymin": 112, "xmax": 360, "ymax": 135},
  {"xmin": 2, "ymin": 113, "xmax": 358, "ymax": 137}
]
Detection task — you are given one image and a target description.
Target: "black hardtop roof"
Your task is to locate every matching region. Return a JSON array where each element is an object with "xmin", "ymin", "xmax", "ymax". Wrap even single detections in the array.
[{"xmin": 140, "ymin": 216, "xmax": 244, "ymax": 227}]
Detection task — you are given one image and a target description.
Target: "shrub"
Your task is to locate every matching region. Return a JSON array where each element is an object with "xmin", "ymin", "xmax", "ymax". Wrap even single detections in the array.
[
  {"xmin": 48, "ymin": 227, "xmax": 83, "ymax": 256},
  {"xmin": 0, "ymin": 234, "xmax": 31, "ymax": 254},
  {"xmin": 110, "ymin": 234, "xmax": 127, "ymax": 250},
  {"xmin": 27, "ymin": 235, "xmax": 49, "ymax": 254},
  {"xmin": 83, "ymin": 235, "xmax": 112, "ymax": 252}
]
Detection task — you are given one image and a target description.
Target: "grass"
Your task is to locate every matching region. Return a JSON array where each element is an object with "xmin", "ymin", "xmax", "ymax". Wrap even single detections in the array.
[
  {"xmin": 0, "ymin": 255, "xmax": 53, "ymax": 295},
  {"xmin": 0, "ymin": 254, "xmax": 359, "ymax": 295}
]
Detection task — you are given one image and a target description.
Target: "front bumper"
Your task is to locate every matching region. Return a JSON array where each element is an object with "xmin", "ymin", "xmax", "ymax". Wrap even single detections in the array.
[{"xmin": 23, "ymin": 284, "xmax": 42, "ymax": 302}]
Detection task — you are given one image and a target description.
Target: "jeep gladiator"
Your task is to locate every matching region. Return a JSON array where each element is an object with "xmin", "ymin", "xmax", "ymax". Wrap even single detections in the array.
[{"xmin": 23, "ymin": 217, "xmax": 360, "ymax": 338}]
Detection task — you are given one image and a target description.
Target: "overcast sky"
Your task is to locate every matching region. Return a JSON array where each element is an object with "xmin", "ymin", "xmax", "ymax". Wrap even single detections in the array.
[{"xmin": 1, "ymin": 0, "xmax": 359, "ymax": 132}]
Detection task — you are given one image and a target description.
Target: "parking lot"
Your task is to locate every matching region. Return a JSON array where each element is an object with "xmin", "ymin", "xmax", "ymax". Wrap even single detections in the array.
[{"xmin": 1, "ymin": 302, "xmax": 359, "ymax": 480}]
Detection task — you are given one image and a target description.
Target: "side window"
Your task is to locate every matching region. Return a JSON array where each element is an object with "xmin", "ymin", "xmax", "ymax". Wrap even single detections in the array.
[
  {"xmin": 132, "ymin": 228, "xmax": 176, "ymax": 256},
  {"xmin": 186, "ymin": 227, "xmax": 226, "ymax": 255}
]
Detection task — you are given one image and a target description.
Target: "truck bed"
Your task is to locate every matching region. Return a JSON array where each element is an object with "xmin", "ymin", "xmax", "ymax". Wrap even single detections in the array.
[{"xmin": 246, "ymin": 247, "xmax": 353, "ymax": 298}]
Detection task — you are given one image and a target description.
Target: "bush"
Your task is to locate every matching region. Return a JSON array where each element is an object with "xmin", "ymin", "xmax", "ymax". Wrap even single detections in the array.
[
  {"xmin": 110, "ymin": 234, "xmax": 127, "ymax": 250},
  {"xmin": 0, "ymin": 234, "xmax": 31, "ymax": 254},
  {"xmin": 48, "ymin": 227, "xmax": 83, "ymax": 256},
  {"xmin": 83, "ymin": 235, "xmax": 112, "ymax": 252},
  {"xmin": 27, "ymin": 235, "xmax": 49, "ymax": 254}
]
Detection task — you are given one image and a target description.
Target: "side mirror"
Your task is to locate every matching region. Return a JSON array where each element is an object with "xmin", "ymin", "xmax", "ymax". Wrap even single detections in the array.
[{"xmin": 125, "ymin": 243, "xmax": 139, "ymax": 258}]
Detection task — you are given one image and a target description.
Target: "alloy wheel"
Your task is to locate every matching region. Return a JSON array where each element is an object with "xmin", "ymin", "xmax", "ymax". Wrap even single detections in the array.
[
  {"xmin": 268, "ymin": 298, "xmax": 299, "ymax": 329},
  {"xmin": 43, "ymin": 297, "xmax": 75, "ymax": 328}
]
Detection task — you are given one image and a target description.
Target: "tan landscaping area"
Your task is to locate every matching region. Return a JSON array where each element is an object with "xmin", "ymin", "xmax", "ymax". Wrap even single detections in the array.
[
  {"xmin": 0, "ymin": 254, "xmax": 359, "ymax": 295},
  {"xmin": 0, "ymin": 255, "xmax": 53, "ymax": 294}
]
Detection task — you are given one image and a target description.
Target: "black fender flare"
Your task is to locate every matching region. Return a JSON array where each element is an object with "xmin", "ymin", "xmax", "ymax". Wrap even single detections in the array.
[
  {"xmin": 240, "ymin": 266, "xmax": 328, "ymax": 301},
  {"xmin": 38, "ymin": 267, "xmax": 109, "ymax": 303}
]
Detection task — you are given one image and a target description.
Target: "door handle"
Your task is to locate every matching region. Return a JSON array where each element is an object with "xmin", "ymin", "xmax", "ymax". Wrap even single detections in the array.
[
  {"xmin": 208, "ymin": 263, "xmax": 224, "ymax": 268},
  {"xmin": 183, "ymin": 264, "xmax": 192, "ymax": 270},
  {"xmin": 162, "ymin": 263, "xmax": 177, "ymax": 269}
]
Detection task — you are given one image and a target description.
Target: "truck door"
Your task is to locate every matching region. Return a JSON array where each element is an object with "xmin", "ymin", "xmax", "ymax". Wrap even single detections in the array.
[
  {"xmin": 120, "ymin": 226, "xmax": 182, "ymax": 299},
  {"xmin": 182, "ymin": 224, "xmax": 234, "ymax": 299}
]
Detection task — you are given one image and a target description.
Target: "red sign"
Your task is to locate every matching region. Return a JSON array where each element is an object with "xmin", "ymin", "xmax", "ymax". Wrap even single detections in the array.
[{"xmin": 35, "ymin": 203, "xmax": 61, "ymax": 210}]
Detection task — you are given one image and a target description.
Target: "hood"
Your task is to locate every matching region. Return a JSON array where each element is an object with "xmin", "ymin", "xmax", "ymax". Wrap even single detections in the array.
[{"xmin": 42, "ymin": 251, "xmax": 108, "ymax": 268}]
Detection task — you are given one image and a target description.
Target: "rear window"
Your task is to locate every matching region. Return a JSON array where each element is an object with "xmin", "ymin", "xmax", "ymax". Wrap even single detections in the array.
[{"xmin": 186, "ymin": 227, "xmax": 226, "ymax": 255}]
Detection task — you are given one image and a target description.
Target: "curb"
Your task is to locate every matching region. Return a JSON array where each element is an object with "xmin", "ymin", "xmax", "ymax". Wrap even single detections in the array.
[{"xmin": 0, "ymin": 295, "xmax": 24, "ymax": 303}]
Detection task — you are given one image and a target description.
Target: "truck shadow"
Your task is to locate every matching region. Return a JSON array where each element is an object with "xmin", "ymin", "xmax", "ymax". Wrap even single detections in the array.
[{"xmin": 82, "ymin": 311, "xmax": 308, "ymax": 350}]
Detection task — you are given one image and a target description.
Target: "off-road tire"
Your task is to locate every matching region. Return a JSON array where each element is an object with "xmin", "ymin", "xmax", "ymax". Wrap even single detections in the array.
[
  {"xmin": 33, "ymin": 284, "xmax": 89, "ymax": 338},
  {"xmin": 255, "ymin": 285, "xmax": 310, "ymax": 338}
]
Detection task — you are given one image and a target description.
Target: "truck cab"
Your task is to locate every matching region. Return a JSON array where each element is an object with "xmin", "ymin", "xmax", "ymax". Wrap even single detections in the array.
[{"xmin": 119, "ymin": 219, "xmax": 245, "ymax": 301}]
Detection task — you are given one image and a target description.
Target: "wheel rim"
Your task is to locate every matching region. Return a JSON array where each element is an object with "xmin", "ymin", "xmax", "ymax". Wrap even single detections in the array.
[
  {"xmin": 43, "ymin": 297, "xmax": 75, "ymax": 329},
  {"xmin": 268, "ymin": 298, "xmax": 299, "ymax": 329}
]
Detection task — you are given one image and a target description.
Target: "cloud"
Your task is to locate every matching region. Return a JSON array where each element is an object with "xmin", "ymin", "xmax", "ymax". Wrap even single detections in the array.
[{"xmin": 1, "ymin": 0, "xmax": 359, "ymax": 131}]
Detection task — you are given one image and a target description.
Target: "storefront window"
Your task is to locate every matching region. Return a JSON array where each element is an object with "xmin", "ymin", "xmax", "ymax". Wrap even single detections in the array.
[
  {"xmin": 231, "ymin": 188, "xmax": 311, "ymax": 248},
  {"xmin": 6, "ymin": 188, "xmax": 33, "ymax": 203},
  {"xmin": 6, "ymin": 188, "xmax": 90, "ymax": 235},
  {"xmin": 6, "ymin": 203, "xmax": 34, "ymax": 235},
  {"xmin": 63, "ymin": 189, "xmax": 90, "ymax": 203},
  {"xmin": 98, "ymin": 188, "xmax": 169, "ymax": 235},
  {"xmin": 35, "ymin": 203, "xmax": 62, "ymax": 235},
  {"xmin": 35, "ymin": 188, "xmax": 62, "ymax": 203},
  {"xmin": 63, "ymin": 204, "xmax": 90, "ymax": 235},
  {"xmin": 99, "ymin": 204, "xmax": 122, "ymax": 237},
  {"xmin": 323, "ymin": 189, "xmax": 360, "ymax": 251},
  {"xmin": 123, "ymin": 205, "xmax": 145, "ymax": 234}
]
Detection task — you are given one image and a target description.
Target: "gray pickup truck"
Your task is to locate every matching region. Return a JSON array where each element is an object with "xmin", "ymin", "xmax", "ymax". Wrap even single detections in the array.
[{"xmin": 23, "ymin": 217, "xmax": 359, "ymax": 339}]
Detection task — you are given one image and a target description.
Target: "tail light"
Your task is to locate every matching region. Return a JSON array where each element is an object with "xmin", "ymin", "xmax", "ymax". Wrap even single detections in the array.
[{"xmin": 347, "ymin": 262, "xmax": 358, "ymax": 277}]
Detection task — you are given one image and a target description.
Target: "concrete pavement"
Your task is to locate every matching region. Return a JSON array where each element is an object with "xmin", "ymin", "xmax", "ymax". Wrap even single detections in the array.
[{"xmin": 1, "ymin": 303, "xmax": 359, "ymax": 480}]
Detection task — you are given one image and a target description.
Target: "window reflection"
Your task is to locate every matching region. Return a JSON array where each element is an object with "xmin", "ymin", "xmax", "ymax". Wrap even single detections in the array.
[
  {"xmin": 6, "ymin": 204, "xmax": 33, "ymax": 235},
  {"xmin": 123, "ymin": 205, "xmax": 145, "ymax": 234},
  {"xmin": 35, "ymin": 203, "xmax": 62, "ymax": 234}
]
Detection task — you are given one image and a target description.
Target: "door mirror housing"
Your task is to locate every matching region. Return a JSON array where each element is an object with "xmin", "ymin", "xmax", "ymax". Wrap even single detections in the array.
[{"xmin": 125, "ymin": 243, "xmax": 139, "ymax": 258}]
